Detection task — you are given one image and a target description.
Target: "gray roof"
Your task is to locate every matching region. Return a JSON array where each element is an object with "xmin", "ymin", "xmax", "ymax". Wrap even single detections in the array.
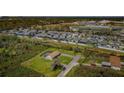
[{"xmin": 102, "ymin": 62, "xmax": 111, "ymax": 66}]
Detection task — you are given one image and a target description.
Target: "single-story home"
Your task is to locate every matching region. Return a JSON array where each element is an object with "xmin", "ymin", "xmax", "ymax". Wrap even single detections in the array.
[{"xmin": 45, "ymin": 51, "xmax": 61, "ymax": 60}]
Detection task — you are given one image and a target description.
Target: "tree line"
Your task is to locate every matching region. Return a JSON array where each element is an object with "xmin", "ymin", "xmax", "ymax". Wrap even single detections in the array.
[{"xmin": 0, "ymin": 16, "xmax": 123, "ymax": 30}]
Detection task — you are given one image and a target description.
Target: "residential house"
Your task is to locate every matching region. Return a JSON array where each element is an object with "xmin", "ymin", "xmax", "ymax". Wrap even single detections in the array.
[{"xmin": 45, "ymin": 51, "xmax": 61, "ymax": 60}]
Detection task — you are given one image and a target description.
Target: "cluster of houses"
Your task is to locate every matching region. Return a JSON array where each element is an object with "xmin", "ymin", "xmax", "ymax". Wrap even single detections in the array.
[
  {"xmin": 1, "ymin": 20, "xmax": 124, "ymax": 51},
  {"xmin": 3, "ymin": 26, "xmax": 123, "ymax": 51},
  {"xmin": 86, "ymin": 35, "xmax": 121, "ymax": 49},
  {"xmin": 9, "ymin": 29, "xmax": 82, "ymax": 43}
]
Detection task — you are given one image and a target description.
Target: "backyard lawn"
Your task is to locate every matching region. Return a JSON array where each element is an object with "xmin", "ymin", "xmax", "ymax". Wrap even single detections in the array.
[{"xmin": 21, "ymin": 53, "xmax": 61, "ymax": 77}]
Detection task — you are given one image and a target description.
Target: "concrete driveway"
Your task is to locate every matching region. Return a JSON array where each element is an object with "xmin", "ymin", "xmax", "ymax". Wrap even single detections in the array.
[{"xmin": 58, "ymin": 55, "xmax": 81, "ymax": 77}]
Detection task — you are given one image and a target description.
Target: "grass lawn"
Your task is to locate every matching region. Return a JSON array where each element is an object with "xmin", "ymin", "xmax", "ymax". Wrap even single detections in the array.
[
  {"xmin": 78, "ymin": 57, "xmax": 85, "ymax": 63},
  {"xmin": 21, "ymin": 53, "xmax": 61, "ymax": 77},
  {"xmin": 46, "ymin": 47, "xmax": 75, "ymax": 56},
  {"xmin": 21, "ymin": 47, "xmax": 75, "ymax": 76},
  {"xmin": 59, "ymin": 55, "xmax": 72, "ymax": 65},
  {"xmin": 0, "ymin": 48, "xmax": 5, "ymax": 54},
  {"xmin": 78, "ymin": 57, "xmax": 104, "ymax": 64},
  {"xmin": 5, "ymin": 66, "xmax": 42, "ymax": 77},
  {"xmin": 66, "ymin": 66, "xmax": 77, "ymax": 77}
]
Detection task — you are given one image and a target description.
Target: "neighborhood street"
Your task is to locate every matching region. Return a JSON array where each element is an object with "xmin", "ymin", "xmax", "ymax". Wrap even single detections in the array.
[{"xmin": 58, "ymin": 55, "xmax": 81, "ymax": 77}]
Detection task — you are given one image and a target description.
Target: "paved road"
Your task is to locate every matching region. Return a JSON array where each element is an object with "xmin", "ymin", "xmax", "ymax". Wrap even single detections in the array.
[
  {"xmin": 98, "ymin": 46, "xmax": 124, "ymax": 53},
  {"xmin": 53, "ymin": 39, "xmax": 124, "ymax": 53},
  {"xmin": 58, "ymin": 55, "xmax": 81, "ymax": 77},
  {"xmin": 62, "ymin": 40, "xmax": 124, "ymax": 53},
  {"xmin": 18, "ymin": 35, "xmax": 124, "ymax": 53}
]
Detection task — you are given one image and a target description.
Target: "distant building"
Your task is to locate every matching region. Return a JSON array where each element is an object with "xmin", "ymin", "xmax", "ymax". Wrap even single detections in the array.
[
  {"xmin": 102, "ymin": 62, "xmax": 111, "ymax": 67},
  {"xmin": 69, "ymin": 26, "xmax": 79, "ymax": 31},
  {"xmin": 98, "ymin": 20, "xmax": 111, "ymax": 25},
  {"xmin": 86, "ymin": 21, "xmax": 97, "ymax": 25},
  {"xmin": 121, "ymin": 62, "xmax": 124, "ymax": 66},
  {"xmin": 76, "ymin": 21, "xmax": 97, "ymax": 26},
  {"xmin": 45, "ymin": 51, "xmax": 61, "ymax": 60},
  {"xmin": 109, "ymin": 55, "xmax": 121, "ymax": 70},
  {"xmin": 78, "ymin": 21, "xmax": 87, "ymax": 25}
]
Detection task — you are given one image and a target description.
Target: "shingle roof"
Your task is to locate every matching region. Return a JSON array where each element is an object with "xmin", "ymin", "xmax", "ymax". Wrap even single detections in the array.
[{"xmin": 48, "ymin": 51, "xmax": 61, "ymax": 59}]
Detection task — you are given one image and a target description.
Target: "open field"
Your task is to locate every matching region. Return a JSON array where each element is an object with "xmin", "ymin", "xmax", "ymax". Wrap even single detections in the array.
[{"xmin": 21, "ymin": 53, "xmax": 61, "ymax": 77}]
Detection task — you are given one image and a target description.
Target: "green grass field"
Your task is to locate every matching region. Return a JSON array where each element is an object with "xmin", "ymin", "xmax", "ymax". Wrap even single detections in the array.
[
  {"xmin": 59, "ymin": 55, "xmax": 72, "ymax": 65},
  {"xmin": 21, "ymin": 48, "xmax": 74, "ymax": 76},
  {"xmin": 21, "ymin": 53, "xmax": 62, "ymax": 77}
]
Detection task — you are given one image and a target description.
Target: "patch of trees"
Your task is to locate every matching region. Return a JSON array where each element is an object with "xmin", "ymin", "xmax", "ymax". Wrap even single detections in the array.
[
  {"xmin": 67, "ymin": 65, "xmax": 124, "ymax": 77},
  {"xmin": 0, "ymin": 16, "xmax": 123, "ymax": 30},
  {"xmin": 1, "ymin": 66, "xmax": 42, "ymax": 77},
  {"xmin": 0, "ymin": 34, "xmax": 48, "ymax": 76},
  {"xmin": 0, "ymin": 17, "xmax": 78, "ymax": 30},
  {"xmin": 38, "ymin": 23, "xmax": 78, "ymax": 32}
]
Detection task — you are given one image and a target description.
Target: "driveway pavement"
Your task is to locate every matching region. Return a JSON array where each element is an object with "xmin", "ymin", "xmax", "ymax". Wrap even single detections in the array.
[{"xmin": 58, "ymin": 55, "xmax": 81, "ymax": 77}]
